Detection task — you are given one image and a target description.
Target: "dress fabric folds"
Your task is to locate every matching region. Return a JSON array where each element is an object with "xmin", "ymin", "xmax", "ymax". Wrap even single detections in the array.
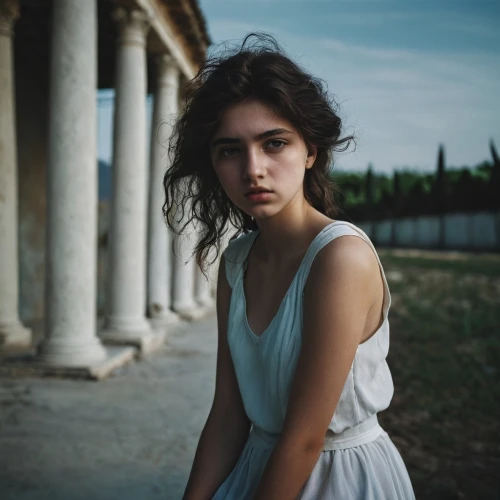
[{"xmin": 212, "ymin": 221, "xmax": 416, "ymax": 500}]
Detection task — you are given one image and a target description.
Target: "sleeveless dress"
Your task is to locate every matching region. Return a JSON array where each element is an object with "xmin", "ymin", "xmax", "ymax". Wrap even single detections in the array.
[{"xmin": 212, "ymin": 220, "xmax": 415, "ymax": 500}]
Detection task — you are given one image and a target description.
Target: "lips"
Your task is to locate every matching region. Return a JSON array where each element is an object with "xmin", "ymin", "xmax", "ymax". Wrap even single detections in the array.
[
  {"xmin": 245, "ymin": 188, "xmax": 272, "ymax": 196},
  {"xmin": 244, "ymin": 189, "xmax": 273, "ymax": 203}
]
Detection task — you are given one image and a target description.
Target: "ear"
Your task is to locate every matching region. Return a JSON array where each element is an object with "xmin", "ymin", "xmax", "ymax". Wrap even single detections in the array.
[{"xmin": 305, "ymin": 144, "xmax": 318, "ymax": 169}]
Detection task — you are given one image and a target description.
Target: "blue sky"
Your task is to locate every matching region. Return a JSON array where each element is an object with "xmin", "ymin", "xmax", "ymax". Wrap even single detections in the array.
[
  {"xmin": 195, "ymin": 0, "xmax": 500, "ymax": 173},
  {"xmin": 98, "ymin": 1, "xmax": 500, "ymax": 175}
]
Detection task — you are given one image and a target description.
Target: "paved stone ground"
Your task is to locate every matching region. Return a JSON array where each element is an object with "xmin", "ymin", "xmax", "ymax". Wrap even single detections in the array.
[{"xmin": 0, "ymin": 313, "xmax": 218, "ymax": 500}]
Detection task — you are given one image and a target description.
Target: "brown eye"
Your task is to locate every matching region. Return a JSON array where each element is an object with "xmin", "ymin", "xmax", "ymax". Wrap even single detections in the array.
[
  {"xmin": 220, "ymin": 147, "xmax": 238, "ymax": 157},
  {"xmin": 266, "ymin": 140, "xmax": 286, "ymax": 150}
]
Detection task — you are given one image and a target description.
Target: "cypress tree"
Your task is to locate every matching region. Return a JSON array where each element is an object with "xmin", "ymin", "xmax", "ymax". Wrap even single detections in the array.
[
  {"xmin": 365, "ymin": 163, "xmax": 374, "ymax": 205},
  {"xmin": 434, "ymin": 144, "xmax": 446, "ymax": 247},
  {"xmin": 435, "ymin": 143, "xmax": 446, "ymax": 213},
  {"xmin": 390, "ymin": 171, "xmax": 401, "ymax": 247},
  {"xmin": 490, "ymin": 138, "xmax": 500, "ymax": 166},
  {"xmin": 365, "ymin": 163, "xmax": 376, "ymax": 242},
  {"xmin": 393, "ymin": 171, "xmax": 401, "ymax": 216},
  {"xmin": 365, "ymin": 163, "xmax": 374, "ymax": 219},
  {"xmin": 490, "ymin": 139, "xmax": 500, "ymax": 209}
]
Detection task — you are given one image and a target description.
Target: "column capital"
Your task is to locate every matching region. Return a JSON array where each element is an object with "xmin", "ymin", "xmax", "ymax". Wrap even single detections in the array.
[
  {"xmin": 112, "ymin": 7, "xmax": 150, "ymax": 48},
  {"xmin": 156, "ymin": 54, "xmax": 180, "ymax": 89},
  {"xmin": 0, "ymin": 0, "xmax": 19, "ymax": 36}
]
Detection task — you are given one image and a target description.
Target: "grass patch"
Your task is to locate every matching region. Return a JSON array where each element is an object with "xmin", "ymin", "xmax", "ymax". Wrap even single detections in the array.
[
  {"xmin": 377, "ymin": 249, "xmax": 500, "ymax": 499},
  {"xmin": 378, "ymin": 249, "xmax": 500, "ymax": 276}
]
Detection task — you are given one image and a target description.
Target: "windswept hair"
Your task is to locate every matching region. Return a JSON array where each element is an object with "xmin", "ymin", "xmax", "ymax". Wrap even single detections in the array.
[{"xmin": 163, "ymin": 33, "xmax": 355, "ymax": 274}]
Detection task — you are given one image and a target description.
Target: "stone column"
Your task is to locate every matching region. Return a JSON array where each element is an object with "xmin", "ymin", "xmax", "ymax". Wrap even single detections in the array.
[
  {"xmin": 168, "ymin": 85, "xmax": 203, "ymax": 319},
  {"xmin": 101, "ymin": 8, "xmax": 154, "ymax": 346},
  {"xmin": 37, "ymin": 0, "xmax": 107, "ymax": 365},
  {"xmin": 195, "ymin": 263, "xmax": 215, "ymax": 310},
  {"xmin": 147, "ymin": 54, "xmax": 179, "ymax": 327},
  {"xmin": 171, "ymin": 219, "xmax": 202, "ymax": 319},
  {"xmin": 0, "ymin": 0, "xmax": 31, "ymax": 348}
]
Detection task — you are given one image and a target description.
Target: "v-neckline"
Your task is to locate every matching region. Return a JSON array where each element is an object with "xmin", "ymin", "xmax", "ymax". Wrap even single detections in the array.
[{"xmin": 241, "ymin": 221, "xmax": 338, "ymax": 342}]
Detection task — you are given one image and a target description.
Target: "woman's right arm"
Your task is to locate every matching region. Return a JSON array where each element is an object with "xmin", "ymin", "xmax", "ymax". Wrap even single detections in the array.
[{"xmin": 182, "ymin": 255, "xmax": 251, "ymax": 500}]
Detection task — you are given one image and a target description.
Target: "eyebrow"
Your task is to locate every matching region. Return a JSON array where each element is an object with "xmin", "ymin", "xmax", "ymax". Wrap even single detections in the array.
[{"xmin": 211, "ymin": 128, "xmax": 293, "ymax": 149}]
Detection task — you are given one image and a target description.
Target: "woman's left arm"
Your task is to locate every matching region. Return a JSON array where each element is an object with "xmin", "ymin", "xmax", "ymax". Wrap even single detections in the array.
[{"xmin": 253, "ymin": 235, "xmax": 382, "ymax": 500}]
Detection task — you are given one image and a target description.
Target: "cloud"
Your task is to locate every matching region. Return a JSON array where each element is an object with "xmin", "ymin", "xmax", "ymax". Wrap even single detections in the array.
[
  {"xmin": 200, "ymin": 18, "xmax": 500, "ymax": 173},
  {"xmin": 306, "ymin": 38, "xmax": 500, "ymax": 171}
]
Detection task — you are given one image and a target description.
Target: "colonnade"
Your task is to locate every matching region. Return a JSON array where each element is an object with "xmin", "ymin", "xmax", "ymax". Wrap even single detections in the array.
[
  {"xmin": 0, "ymin": 0, "xmax": 31, "ymax": 349},
  {"xmin": 0, "ymin": 0, "xmax": 215, "ymax": 367}
]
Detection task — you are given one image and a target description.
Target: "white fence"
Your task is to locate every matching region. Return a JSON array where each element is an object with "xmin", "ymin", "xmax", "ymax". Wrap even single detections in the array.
[{"xmin": 358, "ymin": 211, "xmax": 500, "ymax": 251}]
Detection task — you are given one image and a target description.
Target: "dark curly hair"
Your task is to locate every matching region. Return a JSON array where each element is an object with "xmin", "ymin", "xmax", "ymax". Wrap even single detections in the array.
[{"xmin": 163, "ymin": 33, "xmax": 355, "ymax": 274}]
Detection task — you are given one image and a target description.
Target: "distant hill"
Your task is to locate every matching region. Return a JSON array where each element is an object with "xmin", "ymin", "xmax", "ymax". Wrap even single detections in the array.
[{"xmin": 98, "ymin": 160, "xmax": 112, "ymax": 200}]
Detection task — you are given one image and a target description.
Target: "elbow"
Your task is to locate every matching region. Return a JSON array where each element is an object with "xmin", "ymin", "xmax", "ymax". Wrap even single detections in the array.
[
  {"xmin": 282, "ymin": 431, "xmax": 324, "ymax": 458},
  {"xmin": 300, "ymin": 436, "xmax": 324, "ymax": 457}
]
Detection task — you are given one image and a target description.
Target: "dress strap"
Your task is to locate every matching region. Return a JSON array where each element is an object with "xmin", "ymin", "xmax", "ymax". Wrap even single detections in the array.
[
  {"xmin": 222, "ymin": 231, "xmax": 258, "ymax": 289},
  {"xmin": 297, "ymin": 221, "xmax": 392, "ymax": 321}
]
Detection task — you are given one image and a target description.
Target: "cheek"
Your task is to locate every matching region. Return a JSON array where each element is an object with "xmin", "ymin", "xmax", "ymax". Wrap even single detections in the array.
[
  {"xmin": 274, "ymin": 156, "xmax": 306, "ymax": 185},
  {"xmin": 213, "ymin": 167, "xmax": 239, "ymax": 197},
  {"xmin": 212, "ymin": 161, "xmax": 228, "ymax": 181}
]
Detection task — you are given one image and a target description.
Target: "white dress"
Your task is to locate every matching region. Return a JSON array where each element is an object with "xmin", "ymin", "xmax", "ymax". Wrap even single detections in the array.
[{"xmin": 212, "ymin": 221, "xmax": 416, "ymax": 499}]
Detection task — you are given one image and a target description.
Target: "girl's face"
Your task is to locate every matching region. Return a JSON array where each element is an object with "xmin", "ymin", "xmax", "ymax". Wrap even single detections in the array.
[{"xmin": 210, "ymin": 99, "xmax": 317, "ymax": 221}]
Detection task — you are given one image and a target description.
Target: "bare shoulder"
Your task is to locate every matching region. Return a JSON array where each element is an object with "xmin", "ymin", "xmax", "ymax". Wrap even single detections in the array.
[
  {"xmin": 299, "ymin": 233, "xmax": 383, "ymax": 357},
  {"xmin": 307, "ymin": 234, "xmax": 380, "ymax": 289}
]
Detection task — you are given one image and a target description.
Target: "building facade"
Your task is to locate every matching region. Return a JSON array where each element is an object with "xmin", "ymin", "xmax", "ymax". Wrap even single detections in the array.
[{"xmin": 0, "ymin": 0, "xmax": 217, "ymax": 374}]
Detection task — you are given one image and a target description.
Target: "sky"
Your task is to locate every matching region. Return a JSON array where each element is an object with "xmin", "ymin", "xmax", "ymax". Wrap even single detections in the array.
[
  {"xmin": 97, "ymin": 0, "xmax": 500, "ymax": 175},
  {"xmin": 194, "ymin": 0, "xmax": 500, "ymax": 174}
]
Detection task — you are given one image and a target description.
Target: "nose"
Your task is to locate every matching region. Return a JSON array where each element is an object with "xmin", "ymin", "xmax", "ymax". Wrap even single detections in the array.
[{"xmin": 242, "ymin": 147, "xmax": 266, "ymax": 181}]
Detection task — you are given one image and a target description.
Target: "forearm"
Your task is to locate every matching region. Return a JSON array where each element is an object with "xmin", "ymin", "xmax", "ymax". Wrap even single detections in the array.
[
  {"xmin": 253, "ymin": 437, "xmax": 321, "ymax": 500},
  {"xmin": 183, "ymin": 409, "xmax": 251, "ymax": 500}
]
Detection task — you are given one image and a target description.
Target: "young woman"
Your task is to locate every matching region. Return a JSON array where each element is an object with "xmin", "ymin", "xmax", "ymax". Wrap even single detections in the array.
[{"xmin": 164, "ymin": 33, "xmax": 415, "ymax": 500}]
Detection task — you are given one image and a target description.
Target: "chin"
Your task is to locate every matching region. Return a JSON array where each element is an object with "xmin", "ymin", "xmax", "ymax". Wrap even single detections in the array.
[
  {"xmin": 248, "ymin": 207, "xmax": 279, "ymax": 220},
  {"xmin": 236, "ymin": 198, "xmax": 282, "ymax": 220}
]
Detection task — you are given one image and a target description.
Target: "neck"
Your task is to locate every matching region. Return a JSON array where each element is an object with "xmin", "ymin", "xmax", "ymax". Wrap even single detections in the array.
[{"xmin": 253, "ymin": 201, "xmax": 329, "ymax": 264}]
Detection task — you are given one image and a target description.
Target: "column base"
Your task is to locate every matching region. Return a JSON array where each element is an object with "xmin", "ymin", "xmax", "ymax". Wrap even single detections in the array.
[
  {"xmin": 37, "ymin": 336, "xmax": 108, "ymax": 366},
  {"xmin": 172, "ymin": 295, "xmax": 205, "ymax": 318},
  {"xmin": 0, "ymin": 346, "xmax": 136, "ymax": 381},
  {"xmin": 148, "ymin": 308, "xmax": 180, "ymax": 329},
  {"xmin": 101, "ymin": 315, "xmax": 152, "ymax": 341},
  {"xmin": 100, "ymin": 318, "xmax": 166, "ymax": 355},
  {"xmin": 197, "ymin": 295, "xmax": 215, "ymax": 309},
  {"xmin": 0, "ymin": 322, "xmax": 32, "ymax": 349},
  {"xmin": 173, "ymin": 305, "xmax": 208, "ymax": 322},
  {"xmin": 194, "ymin": 295, "xmax": 216, "ymax": 321}
]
